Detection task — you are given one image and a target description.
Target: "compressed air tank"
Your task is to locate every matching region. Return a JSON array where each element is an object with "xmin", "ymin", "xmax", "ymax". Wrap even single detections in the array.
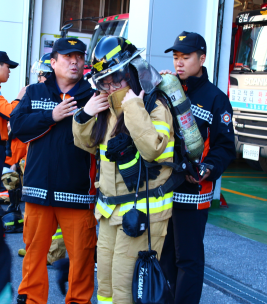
[{"xmin": 158, "ymin": 74, "xmax": 204, "ymax": 162}]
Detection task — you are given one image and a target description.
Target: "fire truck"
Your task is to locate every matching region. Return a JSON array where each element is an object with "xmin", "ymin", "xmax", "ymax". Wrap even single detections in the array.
[
  {"xmin": 85, "ymin": 13, "xmax": 129, "ymax": 73},
  {"xmin": 229, "ymin": 4, "xmax": 267, "ymax": 172}
]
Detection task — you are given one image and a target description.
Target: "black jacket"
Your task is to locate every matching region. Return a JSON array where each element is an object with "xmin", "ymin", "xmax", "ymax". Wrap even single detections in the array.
[
  {"xmin": 10, "ymin": 73, "xmax": 96, "ymax": 210},
  {"xmin": 174, "ymin": 67, "xmax": 236, "ymax": 209}
]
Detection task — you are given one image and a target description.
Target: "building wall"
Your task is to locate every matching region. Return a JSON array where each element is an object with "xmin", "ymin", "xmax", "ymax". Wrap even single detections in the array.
[
  {"xmin": 129, "ymin": 0, "xmax": 219, "ymax": 83},
  {"xmin": 0, "ymin": 0, "xmax": 30, "ymax": 102},
  {"xmin": 30, "ymin": 0, "xmax": 94, "ymax": 84}
]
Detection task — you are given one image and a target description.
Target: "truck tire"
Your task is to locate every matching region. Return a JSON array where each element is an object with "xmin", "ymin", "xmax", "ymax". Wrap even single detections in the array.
[
  {"xmin": 245, "ymin": 159, "xmax": 263, "ymax": 171},
  {"xmin": 259, "ymin": 156, "xmax": 267, "ymax": 174}
]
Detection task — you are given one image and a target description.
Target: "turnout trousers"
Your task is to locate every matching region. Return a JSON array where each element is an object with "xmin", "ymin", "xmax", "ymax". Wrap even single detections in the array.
[
  {"xmin": 97, "ymin": 216, "xmax": 168, "ymax": 304},
  {"xmin": 159, "ymin": 207, "xmax": 208, "ymax": 304},
  {"xmin": 18, "ymin": 202, "xmax": 97, "ymax": 304}
]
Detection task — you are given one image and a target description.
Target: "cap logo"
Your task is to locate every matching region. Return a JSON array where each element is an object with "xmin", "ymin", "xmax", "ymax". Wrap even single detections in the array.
[
  {"xmin": 68, "ymin": 40, "xmax": 78, "ymax": 46},
  {"xmin": 179, "ymin": 36, "xmax": 186, "ymax": 41}
]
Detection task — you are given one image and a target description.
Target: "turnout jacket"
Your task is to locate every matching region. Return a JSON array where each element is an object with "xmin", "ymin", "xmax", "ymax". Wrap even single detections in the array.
[
  {"xmin": 173, "ymin": 67, "xmax": 235, "ymax": 209},
  {"xmin": 73, "ymin": 86, "xmax": 174, "ymax": 225},
  {"xmin": 0, "ymin": 86, "xmax": 19, "ymax": 141},
  {"xmin": 10, "ymin": 73, "xmax": 97, "ymax": 210}
]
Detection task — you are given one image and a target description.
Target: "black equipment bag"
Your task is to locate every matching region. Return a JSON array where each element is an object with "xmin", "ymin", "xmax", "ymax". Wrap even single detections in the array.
[{"xmin": 132, "ymin": 166, "xmax": 174, "ymax": 304}]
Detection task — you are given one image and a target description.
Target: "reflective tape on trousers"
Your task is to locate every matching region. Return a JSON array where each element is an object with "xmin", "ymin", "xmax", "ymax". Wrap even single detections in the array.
[{"xmin": 97, "ymin": 294, "xmax": 113, "ymax": 303}]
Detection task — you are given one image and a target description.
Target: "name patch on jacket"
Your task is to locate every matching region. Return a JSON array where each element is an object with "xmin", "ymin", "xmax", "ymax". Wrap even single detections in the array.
[
  {"xmin": 31, "ymin": 100, "xmax": 58, "ymax": 110},
  {"xmin": 220, "ymin": 111, "xmax": 232, "ymax": 126},
  {"xmin": 191, "ymin": 105, "xmax": 213, "ymax": 124}
]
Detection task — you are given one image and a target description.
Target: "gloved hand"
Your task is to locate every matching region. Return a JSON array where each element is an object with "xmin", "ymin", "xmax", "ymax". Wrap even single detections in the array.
[
  {"xmin": 106, "ymin": 134, "xmax": 143, "ymax": 192},
  {"xmin": 141, "ymin": 159, "xmax": 162, "ymax": 180}
]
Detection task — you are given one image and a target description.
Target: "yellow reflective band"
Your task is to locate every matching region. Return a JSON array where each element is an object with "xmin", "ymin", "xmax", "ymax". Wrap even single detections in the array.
[
  {"xmin": 100, "ymin": 144, "xmax": 111, "ymax": 162},
  {"xmin": 97, "ymin": 294, "xmax": 113, "ymax": 303},
  {"xmin": 106, "ymin": 45, "xmax": 122, "ymax": 60},
  {"xmin": 152, "ymin": 121, "xmax": 170, "ymax": 130},
  {"xmin": 5, "ymin": 221, "xmax": 14, "ymax": 226},
  {"xmin": 52, "ymin": 235, "xmax": 63, "ymax": 240},
  {"xmin": 118, "ymin": 192, "xmax": 173, "ymax": 216},
  {"xmin": 155, "ymin": 152, "xmax": 173, "ymax": 160},
  {"xmin": 152, "ymin": 121, "xmax": 170, "ymax": 139},
  {"xmin": 100, "ymin": 155, "xmax": 111, "ymax": 162},
  {"xmin": 118, "ymin": 152, "xmax": 140, "ymax": 170},
  {"xmin": 18, "ymin": 219, "xmax": 24, "ymax": 223},
  {"xmin": 56, "ymin": 228, "xmax": 62, "ymax": 233},
  {"xmin": 44, "ymin": 60, "xmax": 50, "ymax": 64},
  {"xmin": 96, "ymin": 198, "xmax": 116, "ymax": 218},
  {"xmin": 125, "ymin": 40, "xmax": 131, "ymax": 44},
  {"xmin": 100, "ymin": 144, "xmax": 107, "ymax": 151},
  {"xmin": 155, "ymin": 141, "xmax": 174, "ymax": 161}
]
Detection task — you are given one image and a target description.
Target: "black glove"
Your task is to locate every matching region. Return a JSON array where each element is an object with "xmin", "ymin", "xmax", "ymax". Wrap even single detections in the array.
[
  {"xmin": 106, "ymin": 134, "xmax": 143, "ymax": 192},
  {"xmin": 141, "ymin": 159, "xmax": 162, "ymax": 181}
]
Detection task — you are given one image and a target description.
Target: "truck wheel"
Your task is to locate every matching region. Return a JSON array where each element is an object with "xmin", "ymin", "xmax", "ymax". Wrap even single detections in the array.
[
  {"xmin": 259, "ymin": 157, "xmax": 267, "ymax": 174},
  {"xmin": 245, "ymin": 159, "xmax": 263, "ymax": 171}
]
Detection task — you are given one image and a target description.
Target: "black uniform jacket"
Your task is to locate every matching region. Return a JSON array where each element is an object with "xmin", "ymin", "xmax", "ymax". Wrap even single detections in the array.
[
  {"xmin": 174, "ymin": 67, "xmax": 236, "ymax": 209},
  {"xmin": 10, "ymin": 73, "xmax": 96, "ymax": 210}
]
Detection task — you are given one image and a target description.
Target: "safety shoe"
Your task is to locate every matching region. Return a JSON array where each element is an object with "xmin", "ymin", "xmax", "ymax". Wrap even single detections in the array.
[
  {"xmin": 18, "ymin": 248, "xmax": 26, "ymax": 257},
  {"xmin": 17, "ymin": 294, "xmax": 27, "ymax": 303}
]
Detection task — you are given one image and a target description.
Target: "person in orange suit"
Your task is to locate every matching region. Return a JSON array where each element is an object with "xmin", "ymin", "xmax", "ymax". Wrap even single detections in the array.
[{"xmin": 0, "ymin": 51, "xmax": 26, "ymax": 217}]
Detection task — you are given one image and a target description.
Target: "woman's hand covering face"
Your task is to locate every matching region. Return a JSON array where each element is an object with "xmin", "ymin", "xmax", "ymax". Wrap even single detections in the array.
[
  {"xmin": 121, "ymin": 89, "xmax": 145, "ymax": 105},
  {"xmin": 84, "ymin": 92, "xmax": 109, "ymax": 116}
]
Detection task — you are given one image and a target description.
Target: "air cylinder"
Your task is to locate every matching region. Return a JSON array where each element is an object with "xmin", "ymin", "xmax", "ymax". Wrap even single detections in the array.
[{"xmin": 158, "ymin": 74, "xmax": 204, "ymax": 162}]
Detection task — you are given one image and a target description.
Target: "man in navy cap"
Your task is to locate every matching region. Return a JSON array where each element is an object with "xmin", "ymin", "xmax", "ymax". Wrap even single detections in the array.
[
  {"xmin": 11, "ymin": 38, "xmax": 98, "ymax": 304},
  {"xmin": 0, "ymin": 52, "xmax": 26, "ymax": 174},
  {"xmin": 159, "ymin": 32, "xmax": 235, "ymax": 304}
]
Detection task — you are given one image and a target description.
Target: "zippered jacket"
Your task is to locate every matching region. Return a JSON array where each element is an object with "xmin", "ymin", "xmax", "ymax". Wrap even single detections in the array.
[
  {"xmin": 10, "ymin": 73, "xmax": 97, "ymax": 210},
  {"xmin": 173, "ymin": 67, "xmax": 236, "ymax": 209},
  {"xmin": 73, "ymin": 86, "xmax": 174, "ymax": 225}
]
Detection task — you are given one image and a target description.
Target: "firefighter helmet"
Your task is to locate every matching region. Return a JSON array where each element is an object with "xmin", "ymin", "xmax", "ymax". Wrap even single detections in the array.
[
  {"xmin": 91, "ymin": 36, "xmax": 145, "ymax": 91},
  {"xmin": 2, "ymin": 212, "xmax": 24, "ymax": 233},
  {"xmin": 1, "ymin": 167, "xmax": 20, "ymax": 191},
  {"xmin": 31, "ymin": 53, "xmax": 53, "ymax": 78}
]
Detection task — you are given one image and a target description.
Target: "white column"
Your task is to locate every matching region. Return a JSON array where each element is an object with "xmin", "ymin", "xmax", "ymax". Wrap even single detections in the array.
[
  {"xmin": 29, "ymin": 0, "xmax": 44, "ymax": 84},
  {"xmin": 214, "ymin": 0, "xmax": 234, "ymax": 201}
]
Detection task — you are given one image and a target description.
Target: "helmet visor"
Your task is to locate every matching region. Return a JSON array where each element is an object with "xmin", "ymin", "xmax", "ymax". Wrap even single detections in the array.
[
  {"xmin": 31, "ymin": 61, "xmax": 53, "ymax": 74},
  {"xmin": 92, "ymin": 63, "xmax": 130, "ymax": 91},
  {"xmin": 92, "ymin": 47, "xmax": 145, "ymax": 91}
]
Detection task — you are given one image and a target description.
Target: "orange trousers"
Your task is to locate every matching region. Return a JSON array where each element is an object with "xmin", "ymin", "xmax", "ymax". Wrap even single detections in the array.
[{"xmin": 18, "ymin": 202, "xmax": 97, "ymax": 304}]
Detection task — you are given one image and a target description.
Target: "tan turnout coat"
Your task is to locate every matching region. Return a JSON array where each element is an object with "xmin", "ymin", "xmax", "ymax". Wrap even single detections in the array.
[{"xmin": 73, "ymin": 86, "xmax": 174, "ymax": 225}]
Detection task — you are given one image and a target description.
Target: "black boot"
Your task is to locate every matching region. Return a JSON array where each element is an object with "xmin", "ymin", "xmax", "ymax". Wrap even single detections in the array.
[
  {"xmin": 5, "ymin": 189, "xmax": 21, "ymax": 215},
  {"xmin": 53, "ymin": 258, "xmax": 69, "ymax": 295},
  {"xmin": 17, "ymin": 294, "xmax": 27, "ymax": 303}
]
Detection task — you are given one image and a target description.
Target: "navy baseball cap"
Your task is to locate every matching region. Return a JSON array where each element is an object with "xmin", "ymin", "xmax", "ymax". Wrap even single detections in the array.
[
  {"xmin": 0, "ymin": 51, "xmax": 18, "ymax": 69},
  {"xmin": 52, "ymin": 38, "xmax": 86, "ymax": 55},
  {"xmin": 165, "ymin": 31, "xmax": 207, "ymax": 54}
]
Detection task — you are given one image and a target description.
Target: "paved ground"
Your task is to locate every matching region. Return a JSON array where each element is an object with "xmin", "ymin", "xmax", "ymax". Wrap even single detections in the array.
[
  {"xmin": 2, "ymin": 159, "xmax": 267, "ymax": 303},
  {"xmin": 5, "ymin": 211, "xmax": 265, "ymax": 303}
]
